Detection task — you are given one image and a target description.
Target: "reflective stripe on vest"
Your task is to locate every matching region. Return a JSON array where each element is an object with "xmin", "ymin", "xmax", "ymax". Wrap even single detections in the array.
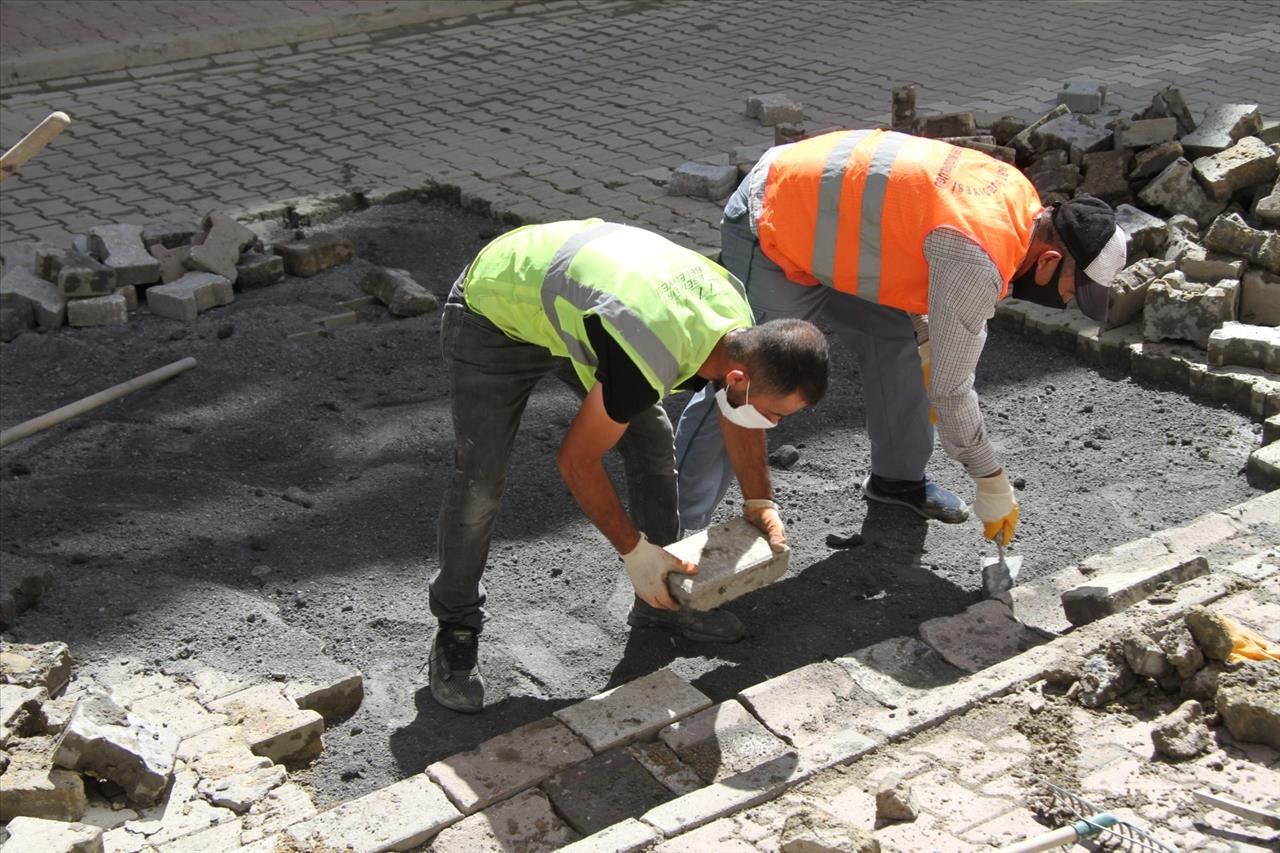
[
  {"xmin": 855, "ymin": 131, "xmax": 911, "ymax": 304},
  {"xmin": 811, "ymin": 129, "xmax": 871, "ymax": 286},
  {"xmin": 541, "ymin": 223, "xmax": 695, "ymax": 396}
]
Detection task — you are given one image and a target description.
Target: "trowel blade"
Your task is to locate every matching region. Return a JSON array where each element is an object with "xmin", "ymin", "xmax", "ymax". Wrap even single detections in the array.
[{"xmin": 981, "ymin": 553, "xmax": 1024, "ymax": 598}]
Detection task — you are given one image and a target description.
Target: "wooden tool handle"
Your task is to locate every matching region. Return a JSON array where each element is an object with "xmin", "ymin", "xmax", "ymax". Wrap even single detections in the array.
[{"xmin": 0, "ymin": 111, "xmax": 70, "ymax": 181}]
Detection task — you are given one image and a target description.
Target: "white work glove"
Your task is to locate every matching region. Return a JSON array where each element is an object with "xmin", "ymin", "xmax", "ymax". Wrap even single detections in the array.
[
  {"xmin": 973, "ymin": 471, "xmax": 1019, "ymax": 546},
  {"xmin": 743, "ymin": 498, "xmax": 787, "ymax": 553},
  {"xmin": 918, "ymin": 341, "xmax": 936, "ymax": 425},
  {"xmin": 622, "ymin": 533, "xmax": 695, "ymax": 611}
]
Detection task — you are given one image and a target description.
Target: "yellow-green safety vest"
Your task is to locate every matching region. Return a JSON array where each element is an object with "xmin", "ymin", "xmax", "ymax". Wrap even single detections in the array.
[{"xmin": 464, "ymin": 220, "xmax": 753, "ymax": 397}]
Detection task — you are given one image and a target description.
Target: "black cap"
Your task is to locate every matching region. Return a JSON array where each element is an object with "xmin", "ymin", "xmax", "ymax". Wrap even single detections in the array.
[{"xmin": 1049, "ymin": 195, "xmax": 1127, "ymax": 322}]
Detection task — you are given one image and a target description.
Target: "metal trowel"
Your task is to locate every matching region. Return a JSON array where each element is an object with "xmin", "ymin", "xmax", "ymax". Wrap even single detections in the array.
[{"xmin": 981, "ymin": 541, "xmax": 1023, "ymax": 598}]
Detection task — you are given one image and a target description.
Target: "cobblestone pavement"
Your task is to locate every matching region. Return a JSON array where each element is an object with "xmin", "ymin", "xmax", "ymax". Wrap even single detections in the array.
[{"xmin": 2, "ymin": 0, "xmax": 1278, "ymax": 251}]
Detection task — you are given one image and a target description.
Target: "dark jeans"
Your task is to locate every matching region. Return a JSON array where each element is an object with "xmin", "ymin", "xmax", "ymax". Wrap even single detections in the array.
[{"xmin": 429, "ymin": 278, "xmax": 679, "ymax": 633}]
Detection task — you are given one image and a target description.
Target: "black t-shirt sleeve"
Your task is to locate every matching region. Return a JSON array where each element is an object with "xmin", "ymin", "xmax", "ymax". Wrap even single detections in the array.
[{"xmin": 583, "ymin": 315, "xmax": 659, "ymax": 423}]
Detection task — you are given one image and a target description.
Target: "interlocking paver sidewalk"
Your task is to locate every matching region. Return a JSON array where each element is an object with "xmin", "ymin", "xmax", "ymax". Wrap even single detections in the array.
[{"xmin": 1, "ymin": 1, "xmax": 1278, "ymax": 255}]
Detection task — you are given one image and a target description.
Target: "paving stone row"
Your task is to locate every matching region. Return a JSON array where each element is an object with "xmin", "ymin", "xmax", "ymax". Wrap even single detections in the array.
[{"xmin": 2, "ymin": 1, "xmax": 1278, "ymax": 252}]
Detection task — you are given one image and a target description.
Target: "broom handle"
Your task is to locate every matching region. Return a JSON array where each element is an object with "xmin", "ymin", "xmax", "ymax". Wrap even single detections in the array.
[{"xmin": 0, "ymin": 111, "xmax": 70, "ymax": 181}]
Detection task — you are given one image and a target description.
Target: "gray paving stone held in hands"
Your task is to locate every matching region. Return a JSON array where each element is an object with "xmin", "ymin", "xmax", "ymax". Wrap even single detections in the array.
[
  {"xmin": 88, "ymin": 223, "xmax": 160, "ymax": 287},
  {"xmin": 668, "ymin": 161, "xmax": 739, "ymax": 201},
  {"xmin": 1113, "ymin": 117, "xmax": 1178, "ymax": 149},
  {"xmin": 1137, "ymin": 157, "xmax": 1228, "ymax": 227},
  {"xmin": 52, "ymin": 689, "xmax": 178, "ymax": 806},
  {"xmin": 66, "ymin": 291, "xmax": 127, "ymax": 327},
  {"xmin": 1192, "ymin": 136, "xmax": 1278, "ymax": 201},
  {"xmin": 188, "ymin": 212, "xmax": 258, "ymax": 283},
  {"xmin": 360, "ymin": 266, "xmax": 439, "ymax": 316},
  {"xmin": 145, "ymin": 271, "xmax": 233, "ymax": 322},
  {"xmin": 1180, "ymin": 103, "xmax": 1263, "ymax": 158},
  {"xmin": 1208, "ymin": 321, "xmax": 1280, "ymax": 372},
  {"xmin": 663, "ymin": 517, "xmax": 789, "ymax": 610}
]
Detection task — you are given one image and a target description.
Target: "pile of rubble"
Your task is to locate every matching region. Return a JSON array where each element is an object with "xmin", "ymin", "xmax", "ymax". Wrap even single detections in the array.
[
  {"xmin": 1047, "ymin": 603, "xmax": 1278, "ymax": 762},
  {"xmin": 0, "ymin": 211, "xmax": 442, "ymax": 344},
  {"xmin": 670, "ymin": 84, "xmax": 1280, "ymax": 375},
  {"xmin": 0, "ymin": 639, "xmax": 363, "ymax": 851}
]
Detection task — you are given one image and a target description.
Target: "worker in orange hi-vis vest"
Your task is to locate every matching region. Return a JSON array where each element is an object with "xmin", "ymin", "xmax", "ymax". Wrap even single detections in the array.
[{"xmin": 674, "ymin": 129, "xmax": 1126, "ymax": 559}]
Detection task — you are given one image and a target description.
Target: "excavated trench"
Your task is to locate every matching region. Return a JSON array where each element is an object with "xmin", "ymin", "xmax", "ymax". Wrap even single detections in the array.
[{"xmin": 0, "ymin": 200, "xmax": 1265, "ymax": 807}]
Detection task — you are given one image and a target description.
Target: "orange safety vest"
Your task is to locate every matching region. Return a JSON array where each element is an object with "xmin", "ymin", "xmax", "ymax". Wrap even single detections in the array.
[{"xmin": 756, "ymin": 129, "xmax": 1042, "ymax": 314}]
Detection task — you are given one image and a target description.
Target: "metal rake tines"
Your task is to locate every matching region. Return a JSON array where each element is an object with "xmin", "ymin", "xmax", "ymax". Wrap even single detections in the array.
[{"xmin": 1032, "ymin": 776, "xmax": 1181, "ymax": 853}]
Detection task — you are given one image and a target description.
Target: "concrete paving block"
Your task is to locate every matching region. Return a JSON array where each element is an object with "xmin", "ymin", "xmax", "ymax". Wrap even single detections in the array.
[
  {"xmin": 836, "ymin": 635, "xmax": 965, "ymax": 708},
  {"xmin": 1152, "ymin": 510, "xmax": 1242, "ymax": 557},
  {"xmin": 1102, "ymin": 259, "xmax": 1171, "ymax": 331},
  {"xmin": 1208, "ymin": 322, "xmax": 1280, "ymax": 371},
  {"xmin": 1138, "ymin": 85, "xmax": 1197, "ymax": 135},
  {"xmin": 1223, "ymin": 479, "xmax": 1280, "ymax": 529},
  {"xmin": 1, "ymin": 265, "xmax": 66, "ymax": 329},
  {"xmin": 663, "ymin": 517, "xmax": 788, "ymax": 610},
  {"xmin": 127, "ymin": 692, "xmax": 227, "ymax": 741},
  {"xmin": 1265, "ymin": 413, "xmax": 1280, "ymax": 446},
  {"xmin": 640, "ymin": 751, "xmax": 800, "ymax": 837},
  {"xmin": 0, "ymin": 735, "xmax": 87, "ymax": 821},
  {"xmin": 1138, "ymin": 157, "xmax": 1227, "ymax": 227},
  {"xmin": 1081, "ymin": 149, "xmax": 1132, "ymax": 205},
  {"xmin": 188, "ymin": 212, "xmax": 257, "ymax": 282},
  {"xmin": 151, "ymin": 818, "xmax": 244, "ymax": 851},
  {"xmin": 206, "ymin": 683, "xmax": 323, "ymax": 765},
  {"xmin": 556, "ymin": 818, "xmax": 659, "ymax": 853},
  {"xmin": 195, "ymin": 763, "xmax": 286, "ymax": 813},
  {"xmin": 233, "ymin": 252, "xmax": 284, "ymax": 290},
  {"xmin": 359, "ymin": 266, "xmax": 438, "ymax": 317},
  {"xmin": 88, "ymin": 223, "xmax": 160, "ymax": 287},
  {"xmin": 668, "ymin": 161, "xmax": 738, "ymax": 200},
  {"xmin": 1180, "ymin": 255, "xmax": 1245, "ymax": 283},
  {"xmin": 430, "ymin": 787, "xmax": 578, "ymax": 852},
  {"xmin": 53, "ymin": 689, "xmax": 179, "ymax": 806},
  {"xmin": 543, "ymin": 747, "xmax": 676, "ymax": 835},
  {"xmin": 554, "ymin": 668, "xmax": 712, "ymax": 753},
  {"xmin": 1061, "ymin": 554, "xmax": 1210, "ymax": 626},
  {"xmin": 273, "ymin": 233, "xmax": 354, "ymax": 277},
  {"xmin": 0, "ymin": 641, "xmax": 71, "ymax": 694},
  {"xmin": 1056, "ymin": 80, "xmax": 1105, "ymax": 113},
  {"xmin": 1113, "ymin": 204, "xmax": 1167, "ymax": 257},
  {"xmin": 283, "ymin": 672, "xmax": 363, "ymax": 721},
  {"xmin": 37, "ymin": 247, "xmax": 117, "ymax": 299},
  {"xmin": 736, "ymin": 660, "xmax": 875, "ymax": 749},
  {"xmin": 1009, "ymin": 104, "xmax": 1069, "ymax": 160},
  {"xmin": 150, "ymin": 243, "xmax": 192, "ymax": 284},
  {"xmin": 142, "ymin": 222, "xmax": 201, "ymax": 251},
  {"xmin": 1247, "ymin": 442, "xmax": 1280, "ymax": 490},
  {"xmin": 66, "ymin": 291, "xmax": 128, "ymax": 327},
  {"xmin": 238, "ymin": 781, "xmax": 316, "ymax": 843},
  {"xmin": 1241, "ymin": 269, "xmax": 1280, "ymax": 326},
  {"xmin": 1142, "ymin": 275, "xmax": 1238, "ymax": 348},
  {"xmin": 1, "ymin": 816, "xmax": 103, "ymax": 852},
  {"xmin": 1180, "ymin": 103, "xmax": 1263, "ymax": 158},
  {"xmin": 919, "ymin": 599, "xmax": 1051, "ymax": 673},
  {"xmin": 1, "ymin": 683, "xmax": 46, "ymax": 742},
  {"xmin": 913, "ymin": 111, "xmax": 977, "ymax": 138},
  {"xmin": 658, "ymin": 699, "xmax": 791, "ymax": 784},
  {"xmin": 427, "ymin": 716, "xmax": 592, "ymax": 814},
  {"xmin": 1113, "ymin": 117, "xmax": 1178, "ymax": 149},
  {"xmin": 1028, "ymin": 113, "xmax": 1112, "ymax": 159},
  {"xmin": 145, "ymin": 272, "xmax": 234, "ymax": 322},
  {"xmin": 284, "ymin": 774, "xmax": 460, "ymax": 853},
  {"xmin": 627, "ymin": 740, "xmax": 704, "ymax": 796},
  {"xmin": 1192, "ymin": 136, "xmax": 1277, "ymax": 201},
  {"xmin": 1255, "ymin": 181, "xmax": 1280, "ymax": 228},
  {"xmin": 1205, "ymin": 212, "xmax": 1280, "ymax": 274},
  {"xmin": 746, "ymin": 92, "xmax": 803, "ymax": 125},
  {"xmin": 176, "ymin": 726, "xmax": 272, "ymax": 781},
  {"xmin": 1001, "ymin": 565, "xmax": 1088, "ymax": 636},
  {"xmin": 1130, "ymin": 140, "xmax": 1183, "ymax": 180}
]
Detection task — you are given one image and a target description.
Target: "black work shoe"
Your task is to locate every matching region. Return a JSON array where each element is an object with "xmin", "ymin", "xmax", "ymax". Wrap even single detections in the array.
[
  {"xmin": 861, "ymin": 474, "xmax": 969, "ymax": 524},
  {"xmin": 627, "ymin": 597, "xmax": 746, "ymax": 643},
  {"xmin": 429, "ymin": 624, "xmax": 484, "ymax": 714}
]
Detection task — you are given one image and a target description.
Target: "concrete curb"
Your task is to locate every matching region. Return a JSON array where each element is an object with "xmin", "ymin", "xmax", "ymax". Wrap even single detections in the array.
[{"xmin": 0, "ymin": 1, "xmax": 524, "ymax": 86}]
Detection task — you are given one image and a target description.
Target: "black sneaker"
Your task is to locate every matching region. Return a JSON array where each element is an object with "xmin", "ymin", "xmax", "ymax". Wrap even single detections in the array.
[
  {"xmin": 861, "ymin": 474, "xmax": 969, "ymax": 524},
  {"xmin": 429, "ymin": 624, "xmax": 484, "ymax": 714},
  {"xmin": 627, "ymin": 597, "xmax": 746, "ymax": 643}
]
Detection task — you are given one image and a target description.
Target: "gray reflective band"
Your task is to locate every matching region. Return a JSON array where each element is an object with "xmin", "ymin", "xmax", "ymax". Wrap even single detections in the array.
[
  {"xmin": 542, "ymin": 222, "xmax": 684, "ymax": 395},
  {"xmin": 856, "ymin": 131, "xmax": 909, "ymax": 304},
  {"xmin": 811, "ymin": 129, "xmax": 871, "ymax": 286}
]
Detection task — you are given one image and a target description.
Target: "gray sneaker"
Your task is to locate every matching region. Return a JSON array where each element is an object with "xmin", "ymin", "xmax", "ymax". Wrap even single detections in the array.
[
  {"xmin": 627, "ymin": 597, "xmax": 746, "ymax": 643},
  {"xmin": 429, "ymin": 624, "xmax": 484, "ymax": 713},
  {"xmin": 861, "ymin": 474, "xmax": 969, "ymax": 524}
]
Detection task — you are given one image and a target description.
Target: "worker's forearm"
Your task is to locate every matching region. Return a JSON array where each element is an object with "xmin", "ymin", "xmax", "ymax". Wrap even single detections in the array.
[
  {"xmin": 558, "ymin": 454, "xmax": 640, "ymax": 554},
  {"xmin": 721, "ymin": 417, "xmax": 773, "ymax": 501}
]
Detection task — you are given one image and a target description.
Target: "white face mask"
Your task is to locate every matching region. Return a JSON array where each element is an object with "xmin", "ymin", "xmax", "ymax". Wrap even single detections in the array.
[{"xmin": 715, "ymin": 381, "xmax": 777, "ymax": 429}]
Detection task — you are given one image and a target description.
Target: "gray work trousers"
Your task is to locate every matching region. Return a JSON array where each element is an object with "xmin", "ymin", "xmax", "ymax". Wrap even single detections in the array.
[
  {"xmin": 673, "ymin": 179, "xmax": 933, "ymax": 530},
  {"xmin": 430, "ymin": 279, "xmax": 679, "ymax": 633}
]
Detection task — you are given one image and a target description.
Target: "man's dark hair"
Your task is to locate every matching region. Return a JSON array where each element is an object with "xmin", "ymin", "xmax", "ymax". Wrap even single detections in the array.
[{"xmin": 726, "ymin": 319, "xmax": 829, "ymax": 404}]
